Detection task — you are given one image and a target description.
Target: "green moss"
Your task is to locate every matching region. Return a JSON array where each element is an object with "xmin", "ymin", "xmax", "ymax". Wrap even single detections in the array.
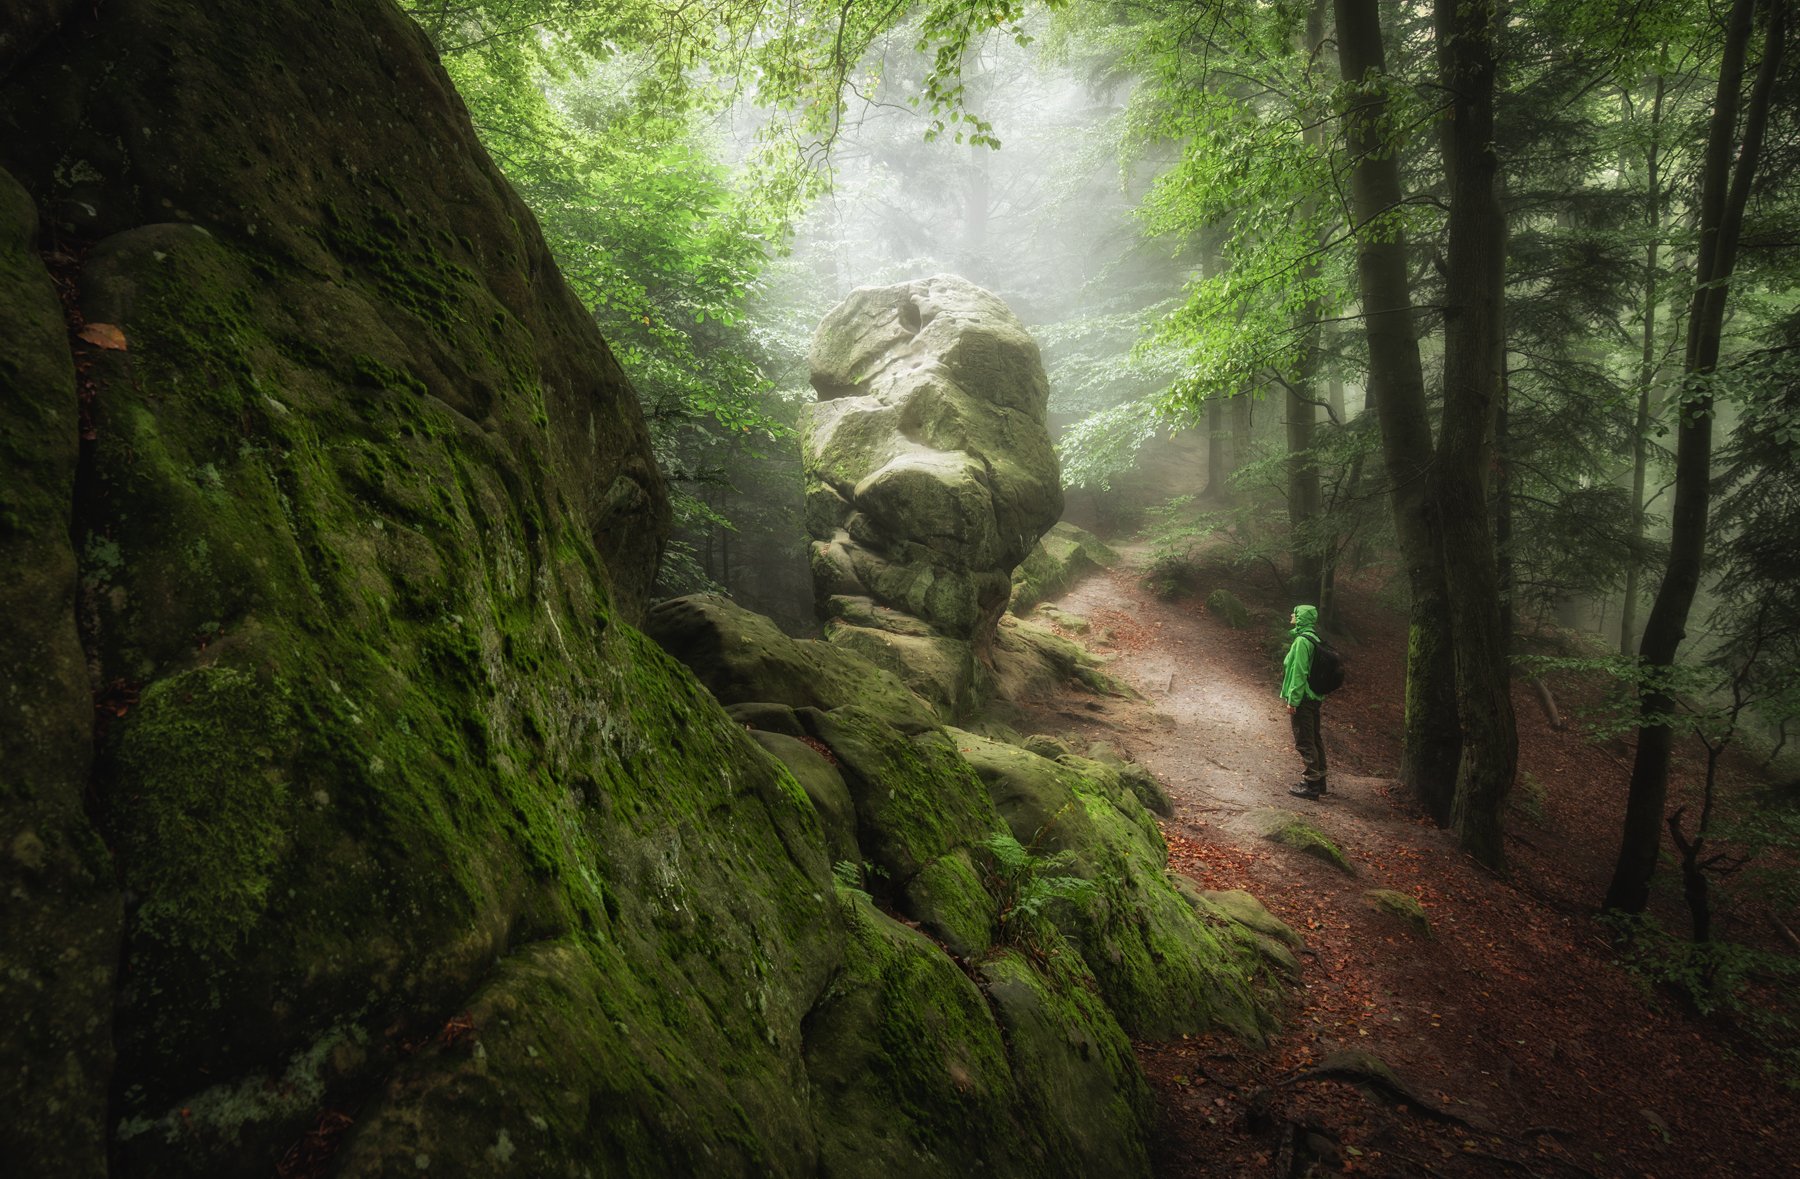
[
  {"xmin": 1364, "ymin": 889, "xmax": 1432, "ymax": 936},
  {"xmin": 1251, "ymin": 810, "xmax": 1354, "ymax": 874},
  {"xmin": 107, "ymin": 665, "xmax": 292, "ymax": 959},
  {"xmin": 800, "ymin": 705, "xmax": 1004, "ymax": 889},
  {"xmin": 979, "ymin": 947, "xmax": 1152, "ymax": 1178},
  {"xmin": 806, "ymin": 892, "xmax": 1024, "ymax": 1176},
  {"xmin": 317, "ymin": 202, "xmax": 476, "ymax": 337},
  {"xmin": 902, "ymin": 849, "xmax": 995, "ymax": 960},
  {"xmin": 950, "ymin": 729, "xmax": 1276, "ymax": 1042}
]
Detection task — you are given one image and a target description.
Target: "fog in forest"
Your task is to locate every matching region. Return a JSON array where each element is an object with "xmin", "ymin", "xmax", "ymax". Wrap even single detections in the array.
[{"xmin": 8, "ymin": 2, "xmax": 1800, "ymax": 1174}]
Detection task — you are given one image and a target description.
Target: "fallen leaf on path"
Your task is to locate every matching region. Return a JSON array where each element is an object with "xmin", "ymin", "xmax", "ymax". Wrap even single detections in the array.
[{"xmin": 78, "ymin": 322, "xmax": 128, "ymax": 350}]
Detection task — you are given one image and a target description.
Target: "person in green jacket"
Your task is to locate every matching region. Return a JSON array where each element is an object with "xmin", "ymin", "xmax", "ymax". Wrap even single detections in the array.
[{"xmin": 1280, "ymin": 604, "xmax": 1328, "ymax": 799}]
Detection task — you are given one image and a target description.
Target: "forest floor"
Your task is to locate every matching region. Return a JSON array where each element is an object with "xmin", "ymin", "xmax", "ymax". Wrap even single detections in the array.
[{"xmin": 1006, "ymin": 543, "xmax": 1800, "ymax": 1178}]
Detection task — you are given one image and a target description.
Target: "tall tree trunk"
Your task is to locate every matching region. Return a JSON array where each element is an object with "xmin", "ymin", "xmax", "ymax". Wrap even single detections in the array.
[
  {"xmin": 1334, "ymin": 0, "xmax": 1460, "ymax": 822},
  {"xmin": 1206, "ymin": 397, "xmax": 1228, "ymax": 496},
  {"xmin": 1495, "ymin": 341, "xmax": 1514, "ymax": 655},
  {"xmin": 1607, "ymin": 0, "xmax": 1784, "ymax": 913},
  {"xmin": 1228, "ymin": 390, "xmax": 1253, "ymax": 495},
  {"xmin": 1436, "ymin": 0, "xmax": 1516, "ymax": 869},
  {"xmin": 1287, "ymin": 0, "xmax": 1330, "ymax": 604},
  {"xmin": 1620, "ymin": 75, "xmax": 1667, "ymax": 657}
]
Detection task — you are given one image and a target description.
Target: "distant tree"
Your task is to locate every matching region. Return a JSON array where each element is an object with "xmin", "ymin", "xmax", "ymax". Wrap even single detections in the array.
[{"xmin": 1608, "ymin": 0, "xmax": 1787, "ymax": 914}]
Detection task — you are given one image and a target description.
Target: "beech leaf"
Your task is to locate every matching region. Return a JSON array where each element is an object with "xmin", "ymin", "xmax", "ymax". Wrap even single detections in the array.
[{"xmin": 78, "ymin": 322, "xmax": 129, "ymax": 350}]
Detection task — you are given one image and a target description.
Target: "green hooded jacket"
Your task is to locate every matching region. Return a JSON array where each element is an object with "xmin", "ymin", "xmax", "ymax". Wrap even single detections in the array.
[{"xmin": 1280, "ymin": 604, "xmax": 1321, "ymax": 706}]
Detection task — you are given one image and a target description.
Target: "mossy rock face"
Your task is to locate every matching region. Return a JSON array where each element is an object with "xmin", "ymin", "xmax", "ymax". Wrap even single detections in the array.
[
  {"xmin": 978, "ymin": 948, "xmax": 1153, "ymax": 1178},
  {"xmin": 950, "ymin": 731, "xmax": 1275, "ymax": 1042},
  {"xmin": 0, "ymin": 3, "xmax": 1291, "ymax": 1172},
  {"xmin": 1062, "ymin": 753, "xmax": 1175, "ymax": 819},
  {"xmin": 902, "ymin": 848, "xmax": 994, "ymax": 961},
  {"xmin": 1197, "ymin": 889, "xmax": 1304, "ymax": 948},
  {"xmin": 1010, "ymin": 521, "xmax": 1118, "ymax": 613},
  {"xmin": 822, "ymin": 620, "xmax": 982, "ymax": 720},
  {"xmin": 750, "ymin": 730, "xmax": 861, "ymax": 868},
  {"xmin": 1364, "ymin": 889, "xmax": 1433, "ymax": 937},
  {"xmin": 991, "ymin": 614, "xmax": 1133, "ymax": 704},
  {"xmin": 803, "ymin": 894, "xmax": 1030, "ymax": 1178},
  {"xmin": 646, "ymin": 593, "xmax": 940, "ymax": 731},
  {"xmin": 1207, "ymin": 588, "xmax": 1251, "ymax": 628},
  {"xmin": 0, "ymin": 166, "xmax": 121, "ymax": 1174},
  {"xmin": 1023, "ymin": 734, "xmax": 1075, "ymax": 759},
  {"xmin": 726, "ymin": 700, "xmax": 808, "ymax": 737},
  {"xmin": 799, "ymin": 706, "xmax": 1004, "ymax": 890},
  {"xmin": 1247, "ymin": 809, "xmax": 1355, "ymax": 874}
]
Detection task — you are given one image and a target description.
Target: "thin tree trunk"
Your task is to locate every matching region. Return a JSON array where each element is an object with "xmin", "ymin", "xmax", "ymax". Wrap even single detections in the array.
[
  {"xmin": 1206, "ymin": 397, "xmax": 1227, "ymax": 497},
  {"xmin": 1228, "ymin": 390, "xmax": 1253, "ymax": 496},
  {"xmin": 1620, "ymin": 75, "xmax": 1667, "ymax": 657},
  {"xmin": 1496, "ymin": 340, "xmax": 1514, "ymax": 655},
  {"xmin": 1436, "ymin": 0, "xmax": 1516, "ymax": 869},
  {"xmin": 1287, "ymin": 0, "xmax": 1330, "ymax": 604},
  {"xmin": 1607, "ymin": 0, "xmax": 1784, "ymax": 913},
  {"xmin": 1334, "ymin": 0, "xmax": 1460, "ymax": 822}
]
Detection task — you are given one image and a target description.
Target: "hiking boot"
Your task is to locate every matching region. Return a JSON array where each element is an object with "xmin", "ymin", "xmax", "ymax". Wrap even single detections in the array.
[{"xmin": 1288, "ymin": 783, "xmax": 1324, "ymax": 800}]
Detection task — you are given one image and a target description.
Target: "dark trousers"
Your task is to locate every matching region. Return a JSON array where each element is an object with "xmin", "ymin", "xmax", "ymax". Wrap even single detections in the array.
[{"xmin": 1290, "ymin": 699, "xmax": 1327, "ymax": 787}]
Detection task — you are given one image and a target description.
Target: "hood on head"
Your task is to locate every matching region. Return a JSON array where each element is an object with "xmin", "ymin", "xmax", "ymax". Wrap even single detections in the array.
[{"xmin": 1292, "ymin": 604, "xmax": 1319, "ymax": 627}]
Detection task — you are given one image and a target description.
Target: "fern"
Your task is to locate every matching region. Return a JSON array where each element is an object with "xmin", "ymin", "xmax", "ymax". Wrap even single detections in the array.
[{"xmin": 977, "ymin": 827, "xmax": 1098, "ymax": 955}]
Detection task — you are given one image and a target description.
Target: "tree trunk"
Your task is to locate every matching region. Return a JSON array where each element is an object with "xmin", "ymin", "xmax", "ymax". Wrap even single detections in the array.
[
  {"xmin": 1334, "ymin": 0, "xmax": 1460, "ymax": 822},
  {"xmin": 1436, "ymin": 0, "xmax": 1516, "ymax": 869},
  {"xmin": 1287, "ymin": 0, "xmax": 1330, "ymax": 605},
  {"xmin": 1607, "ymin": 0, "xmax": 1784, "ymax": 913},
  {"xmin": 1227, "ymin": 390, "xmax": 1253, "ymax": 497},
  {"xmin": 1620, "ymin": 75, "xmax": 1667, "ymax": 658},
  {"xmin": 1206, "ymin": 397, "xmax": 1227, "ymax": 497}
]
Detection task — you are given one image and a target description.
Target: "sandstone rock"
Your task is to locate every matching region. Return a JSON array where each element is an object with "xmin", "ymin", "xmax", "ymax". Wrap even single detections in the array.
[
  {"xmin": 802, "ymin": 276, "xmax": 1062, "ymax": 714},
  {"xmin": 0, "ymin": 5, "xmax": 1279, "ymax": 1172},
  {"xmin": 1011, "ymin": 521, "xmax": 1119, "ymax": 613}
]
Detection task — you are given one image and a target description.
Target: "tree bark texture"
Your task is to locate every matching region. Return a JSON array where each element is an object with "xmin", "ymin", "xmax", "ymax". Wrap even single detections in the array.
[
  {"xmin": 1619, "ymin": 75, "xmax": 1667, "ymax": 658},
  {"xmin": 1286, "ymin": 0, "xmax": 1331, "ymax": 605},
  {"xmin": 1436, "ymin": 0, "xmax": 1516, "ymax": 869},
  {"xmin": 1607, "ymin": 0, "xmax": 1785, "ymax": 913},
  {"xmin": 1334, "ymin": 0, "xmax": 1461, "ymax": 822}
]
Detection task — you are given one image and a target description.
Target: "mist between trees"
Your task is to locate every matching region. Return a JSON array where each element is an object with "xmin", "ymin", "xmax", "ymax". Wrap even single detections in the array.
[{"xmin": 409, "ymin": 0, "xmax": 1797, "ymax": 930}]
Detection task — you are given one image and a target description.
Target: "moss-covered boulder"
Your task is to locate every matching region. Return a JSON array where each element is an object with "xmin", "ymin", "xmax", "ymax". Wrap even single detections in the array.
[
  {"xmin": 950, "ymin": 731, "xmax": 1274, "ymax": 1041},
  {"xmin": 798, "ymin": 706, "xmax": 1004, "ymax": 890},
  {"xmin": 801, "ymin": 276, "xmax": 1063, "ymax": 716},
  {"xmin": 645, "ymin": 593, "xmax": 940, "ymax": 731},
  {"xmin": 750, "ymin": 730, "xmax": 861, "ymax": 867},
  {"xmin": 1011, "ymin": 521, "xmax": 1119, "ymax": 613},
  {"xmin": 1248, "ymin": 809, "xmax": 1355, "ymax": 874},
  {"xmin": 1364, "ymin": 889, "xmax": 1433, "ymax": 937}
]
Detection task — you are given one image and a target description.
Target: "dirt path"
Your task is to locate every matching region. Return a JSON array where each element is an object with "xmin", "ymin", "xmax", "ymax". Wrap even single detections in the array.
[{"xmin": 1011, "ymin": 551, "xmax": 1800, "ymax": 1178}]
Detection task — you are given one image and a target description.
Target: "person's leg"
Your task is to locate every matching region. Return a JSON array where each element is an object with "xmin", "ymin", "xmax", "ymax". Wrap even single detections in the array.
[
  {"xmin": 1288, "ymin": 702, "xmax": 1332, "ymax": 792},
  {"xmin": 1289, "ymin": 700, "xmax": 1326, "ymax": 796},
  {"xmin": 1311, "ymin": 703, "xmax": 1328, "ymax": 793}
]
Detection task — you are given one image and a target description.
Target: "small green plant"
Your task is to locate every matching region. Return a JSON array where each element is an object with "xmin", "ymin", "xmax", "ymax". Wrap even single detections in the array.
[
  {"xmin": 976, "ymin": 824, "xmax": 1098, "ymax": 956},
  {"xmin": 831, "ymin": 859, "xmax": 886, "ymax": 899},
  {"xmin": 1600, "ymin": 911, "xmax": 1800, "ymax": 1086}
]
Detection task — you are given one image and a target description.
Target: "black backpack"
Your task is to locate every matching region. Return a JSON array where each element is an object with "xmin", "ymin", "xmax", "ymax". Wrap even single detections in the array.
[{"xmin": 1306, "ymin": 635, "xmax": 1345, "ymax": 695}]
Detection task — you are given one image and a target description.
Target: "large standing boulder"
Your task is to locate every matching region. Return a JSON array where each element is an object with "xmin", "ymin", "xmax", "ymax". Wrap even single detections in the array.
[{"xmin": 803, "ymin": 276, "xmax": 1063, "ymax": 716}]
